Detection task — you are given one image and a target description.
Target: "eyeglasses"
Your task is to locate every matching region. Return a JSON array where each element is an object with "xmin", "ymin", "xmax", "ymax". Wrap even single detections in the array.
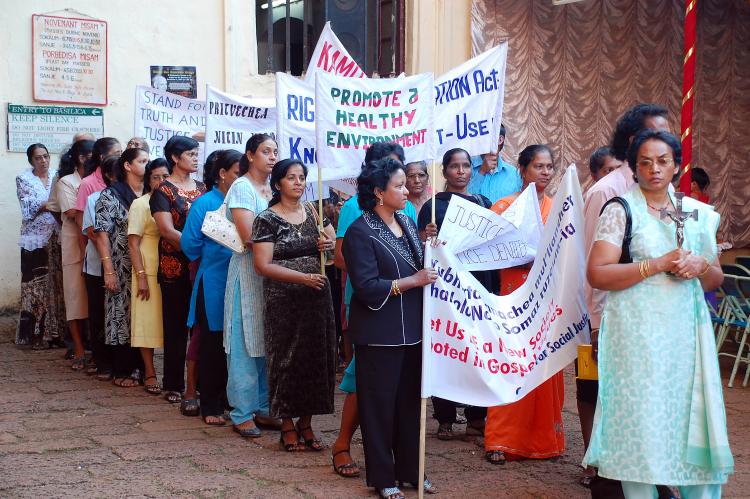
[
  {"xmin": 636, "ymin": 157, "xmax": 674, "ymax": 169},
  {"xmin": 406, "ymin": 173, "xmax": 428, "ymax": 180}
]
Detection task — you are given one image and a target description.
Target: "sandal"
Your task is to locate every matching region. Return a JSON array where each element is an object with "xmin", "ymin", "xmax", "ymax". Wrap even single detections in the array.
[
  {"xmin": 70, "ymin": 357, "xmax": 87, "ymax": 371},
  {"xmin": 296, "ymin": 422, "xmax": 324, "ymax": 451},
  {"xmin": 163, "ymin": 391, "xmax": 182, "ymax": 404},
  {"xmin": 143, "ymin": 376, "xmax": 161, "ymax": 396},
  {"xmin": 485, "ymin": 450, "xmax": 506, "ymax": 465},
  {"xmin": 331, "ymin": 449, "xmax": 360, "ymax": 478},
  {"xmin": 203, "ymin": 414, "xmax": 227, "ymax": 426},
  {"xmin": 437, "ymin": 423, "xmax": 454, "ymax": 441},
  {"xmin": 180, "ymin": 398, "xmax": 200, "ymax": 417},
  {"xmin": 399, "ymin": 478, "xmax": 437, "ymax": 495},
  {"xmin": 279, "ymin": 428, "xmax": 301, "ymax": 451},
  {"xmin": 234, "ymin": 422, "xmax": 261, "ymax": 437},
  {"xmin": 378, "ymin": 487, "xmax": 405, "ymax": 499},
  {"xmin": 112, "ymin": 376, "xmax": 139, "ymax": 388}
]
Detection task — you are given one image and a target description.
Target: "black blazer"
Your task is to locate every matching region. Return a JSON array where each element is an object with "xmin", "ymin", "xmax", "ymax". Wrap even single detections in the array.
[{"xmin": 342, "ymin": 210, "xmax": 424, "ymax": 346}]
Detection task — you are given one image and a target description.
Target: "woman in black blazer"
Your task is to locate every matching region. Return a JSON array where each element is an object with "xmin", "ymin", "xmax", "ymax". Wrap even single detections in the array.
[{"xmin": 343, "ymin": 157, "xmax": 438, "ymax": 499}]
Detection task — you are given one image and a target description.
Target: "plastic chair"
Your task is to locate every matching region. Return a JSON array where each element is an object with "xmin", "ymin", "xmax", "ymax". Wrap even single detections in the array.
[{"xmin": 716, "ymin": 274, "xmax": 750, "ymax": 387}]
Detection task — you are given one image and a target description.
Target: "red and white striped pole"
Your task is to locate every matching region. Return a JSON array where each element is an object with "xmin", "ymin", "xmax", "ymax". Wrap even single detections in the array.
[{"xmin": 678, "ymin": 0, "xmax": 698, "ymax": 195}]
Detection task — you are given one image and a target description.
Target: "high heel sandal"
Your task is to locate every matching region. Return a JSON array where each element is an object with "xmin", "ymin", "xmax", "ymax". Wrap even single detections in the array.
[
  {"xmin": 295, "ymin": 422, "xmax": 324, "ymax": 451},
  {"xmin": 279, "ymin": 428, "xmax": 300, "ymax": 452}
]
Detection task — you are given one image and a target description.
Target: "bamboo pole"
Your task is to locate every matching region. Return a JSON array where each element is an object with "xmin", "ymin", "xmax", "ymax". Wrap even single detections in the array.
[{"xmin": 318, "ymin": 172, "xmax": 325, "ymax": 274}]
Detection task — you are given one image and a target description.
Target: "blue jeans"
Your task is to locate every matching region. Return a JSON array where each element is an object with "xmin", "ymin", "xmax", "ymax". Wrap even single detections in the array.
[{"xmin": 226, "ymin": 326, "xmax": 269, "ymax": 425}]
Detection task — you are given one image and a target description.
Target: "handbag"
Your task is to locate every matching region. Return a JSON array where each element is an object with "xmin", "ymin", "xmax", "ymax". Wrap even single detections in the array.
[{"xmin": 200, "ymin": 183, "xmax": 245, "ymax": 253}]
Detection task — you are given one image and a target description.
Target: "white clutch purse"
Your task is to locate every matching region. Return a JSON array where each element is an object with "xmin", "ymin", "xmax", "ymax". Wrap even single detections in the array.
[{"xmin": 200, "ymin": 183, "xmax": 245, "ymax": 253}]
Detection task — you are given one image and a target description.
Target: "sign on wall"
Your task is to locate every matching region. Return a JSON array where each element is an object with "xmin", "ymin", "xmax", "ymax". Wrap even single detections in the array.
[
  {"xmin": 7, "ymin": 103, "xmax": 104, "ymax": 153},
  {"xmin": 32, "ymin": 14, "xmax": 108, "ymax": 105},
  {"xmin": 150, "ymin": 66, "xmax": 197, "ymax": 99}
]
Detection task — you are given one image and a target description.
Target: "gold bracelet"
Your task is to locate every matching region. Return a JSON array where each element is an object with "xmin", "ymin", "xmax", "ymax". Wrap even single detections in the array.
[
  {"xmin": 391, "ymin": 280, "xmax": 402, "ymax": 296},
  {"xmin": 104, "ymin": 271, "xmax": 115, "ymax": 276},
  {"xmin": 136, "ymin": 270, "xmax": 146, "ymax": 276},
  {"xmin": 698, "ymin": 259, "xmax": 711, "ymax": 277},
  {"xmin": 101, "ymin": 256, "xmax": 111, "ymax": 261},
  {"xmin": 644, "ymin": 258, "xmax": 650, "ymax": 278},
  {"xmin": 638, "ymin": 261, "xmax": 648, "ymax": 279}
]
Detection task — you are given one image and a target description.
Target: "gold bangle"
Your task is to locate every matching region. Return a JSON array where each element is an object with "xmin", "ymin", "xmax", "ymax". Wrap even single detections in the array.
[
  {"xmin": 698, "ymin": 259, "xmax": 711, "ymax": 277},
  {"xmin": 104, "ymin": 271, "xmax": 115, "ymax": 276},
  {"xmin": 391, "ymin": 280, "xmax": 402, "ymax": 296},
  {"xmin": 101, "ymin": 256, "xmax": 111, "ymax": 261},
  {"xmin": 638, "ymin": 261, "xmax": 647, "ymax": 279},
  {"xmin": 644, "ymin": 258, "xmax": 650, "ymax": 278},
  {"xmin": 136, "ymin": 270, "xmax": 146, "ymax": 276}
]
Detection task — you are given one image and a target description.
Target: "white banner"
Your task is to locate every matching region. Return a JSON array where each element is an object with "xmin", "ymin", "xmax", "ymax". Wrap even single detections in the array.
[
  {"xmin": 304, "ymin": 22, "xmax": 366, "ymax": 83},
  {"xmin": 315, "ymin": 72, "xmax": 436, "ymax": 176},
  {"xmin": 434, "ymin": 43, "xmax": 508, "ymax": 157},
  {"xmin": 421, "ymin": 166, "xmax": 589, "ymax": 406},
  {"xmin": 205, "ymin": 85, "xmax": 276, "ymax": 156},
  {"xmin": 134, "ymin": 85, "xmax": 206, "ymax": 160},
  {"xmin": 276, "ymin": 73, "xmax": 317, "ymax": 169},
  {"xmin": 440, "ymin": 184, "xmax": 543, "ymax": 271}
]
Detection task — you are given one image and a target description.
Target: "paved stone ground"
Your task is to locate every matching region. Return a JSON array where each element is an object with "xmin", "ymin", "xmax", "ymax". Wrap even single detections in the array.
[{"xmin": 0, "ymin": 316, "xmax": 747, "ymax": 498}]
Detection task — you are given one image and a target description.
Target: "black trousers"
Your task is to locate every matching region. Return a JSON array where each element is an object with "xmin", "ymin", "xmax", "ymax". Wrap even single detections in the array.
[
  {"xmin": 112, "ymin": 344, "xmax": 142, "ymax": 378},
  {"xmin": 160, "ymin": 280, "xmax": 192, "ymax": 393},
  {"xmin": 356, "ymin": 344, "xmax": 421, "ymax": 489},
  {"xmin": 432, "ymin": 397, "xmax": 487, "ymax": 425},
  {"xmin": 84, "ymin": 273, "xmax": 112, "ymax": 373},
  {"xmin": 196, "ymin": 283, "xmax": 227, "ymax": 417}
]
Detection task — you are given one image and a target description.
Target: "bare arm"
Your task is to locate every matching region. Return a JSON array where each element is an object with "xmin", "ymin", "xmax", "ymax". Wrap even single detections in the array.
[
  {"xmin": 232, "ymin": 207, "xmax": 256, "ymax": 250},
  {"xmin": 334, "ymin": 238, "xmax": 347, "ymax": 271},
  {"xmin": 127, "ymin": 234, "xmax": 150, "ymax": 300},
  {"xmin": 93, "ymin": 231, "xmax": 119, "ymax": 293},
  {"xmin": 587, "ymin": 240, "xmax": 682, "ymax": 291},
  {"xmin": 253, "ymin": 241, "xmax": 327, "ymax": 290},
  {"xmin": 153, "ymin": 212, "xmax": 181, "ymax": 251}
]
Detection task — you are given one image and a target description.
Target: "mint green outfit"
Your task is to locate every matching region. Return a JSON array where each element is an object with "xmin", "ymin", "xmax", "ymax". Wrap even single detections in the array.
[{"xmin": 583, "ymin": 186, "xmax": 733, "ymax": 495}]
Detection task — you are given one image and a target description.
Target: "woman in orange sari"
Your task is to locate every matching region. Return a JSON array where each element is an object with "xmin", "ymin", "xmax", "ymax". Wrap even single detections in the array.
[{"xmin": 485, "ymin": 144, "xmax": 562, "ymax": 464}]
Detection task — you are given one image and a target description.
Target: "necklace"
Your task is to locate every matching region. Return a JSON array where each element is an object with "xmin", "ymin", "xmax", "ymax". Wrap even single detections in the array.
[
  {"xmin": 646, "ymin": 198, "xmax": 671, "ymax": 211},
  {"xmin": 279, "ymin": 203, "xmax": 305, "ymax": 236}
]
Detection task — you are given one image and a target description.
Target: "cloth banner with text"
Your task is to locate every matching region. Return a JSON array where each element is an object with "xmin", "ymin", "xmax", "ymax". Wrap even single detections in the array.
[
  {"xmin": 434, "ymin": 43, "xmax": 508, "ymax": 157},
  {"xmin": 304, "ymin": 21, "xmax": 366, "ymax": 83},
  {"xmin": 134, "ymin": 85, "xmax": 206, "ymax": 160},
  {"xmin": 205, "ymin": 85, "xmax": 276, "ymax": 157},
  {"xmin": 315, "ymin": 72, "xmax": 436, "ymax": 175},
  {"xmin": 440, "ymin": 183, "xmax": 543, "ymax": 271},
  {"xmin": 421, "ymin": 166, "xmax": 589, "ymax": 406}
]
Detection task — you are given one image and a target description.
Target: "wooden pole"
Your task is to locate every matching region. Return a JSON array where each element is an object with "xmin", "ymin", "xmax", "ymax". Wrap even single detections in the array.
[
  {"xmin": 418, "ymin": 397, "xmax": 427, "ymax": 499},
  {"xmin": 318, "ymin": 172, "xmax": 325, "ymax": 274},
  {"xmin": 418, "ymin": 160, "xmax": 437, "ymax": 499}
]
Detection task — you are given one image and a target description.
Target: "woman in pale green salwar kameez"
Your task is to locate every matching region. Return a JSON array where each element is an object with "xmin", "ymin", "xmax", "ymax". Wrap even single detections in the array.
[{"xmin": 585, "ymin": 130, "xmax": 733, "ymax": 499}]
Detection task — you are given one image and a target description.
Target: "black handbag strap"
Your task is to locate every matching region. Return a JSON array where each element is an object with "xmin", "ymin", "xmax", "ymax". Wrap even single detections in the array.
[{"xmin": 600, "ymin": 196, "xmax": 632, "ymax": 264}]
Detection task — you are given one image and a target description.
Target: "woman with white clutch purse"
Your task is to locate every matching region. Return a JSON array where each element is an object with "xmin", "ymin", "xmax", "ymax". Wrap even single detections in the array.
[
  {"xmin": 181, "ymin": 149, "xmax": 242, "ymax": 425},
  {"xmin": 223, "ymin": 134, "xmax": 281, "ymax": 438}
]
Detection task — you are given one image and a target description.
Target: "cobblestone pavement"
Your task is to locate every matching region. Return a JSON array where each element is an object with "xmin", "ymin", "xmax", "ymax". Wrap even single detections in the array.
[{"xmin": 0, "ymin": 316, "xmax": 747, "ymax": 498}]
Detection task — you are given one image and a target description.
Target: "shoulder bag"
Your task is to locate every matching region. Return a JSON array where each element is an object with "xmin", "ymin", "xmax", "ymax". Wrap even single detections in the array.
[{"xmin": 200, "ymin": 183, "xmax": 245, "ymax": 253}]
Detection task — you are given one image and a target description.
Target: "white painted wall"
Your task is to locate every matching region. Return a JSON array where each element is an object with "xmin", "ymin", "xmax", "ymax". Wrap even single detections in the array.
[{"xmin": 0, "ymin": 0, "xmax": 275, "ymax": 310}]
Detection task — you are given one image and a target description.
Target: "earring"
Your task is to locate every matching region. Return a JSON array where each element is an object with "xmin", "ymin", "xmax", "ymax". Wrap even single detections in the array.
[{"xmin": 379, "ymin": 197, "xmax": 384, "ymax": 206}]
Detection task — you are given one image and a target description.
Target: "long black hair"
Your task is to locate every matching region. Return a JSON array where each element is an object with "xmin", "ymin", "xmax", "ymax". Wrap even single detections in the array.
[
  {"xmin": 204, "ymin": 149, "xmax": 242, "ymax": 190},
  {"xmin": 269, "ymin": 159, "xmax": 307, "ymax": 207},
  {"xmin": 239, "ymin": 133, "xmax": 276, "ymax": 175},
  {"xmin": 518, "ymin": 144, "xmax": 554, "ymax": 171},
  {"xmin": 85, "ymin": 137, "xmax": 120, "ymax": 176},
  {"xmin": 59, "ymin": 140, "xmax": 94, "ymax": 178}
]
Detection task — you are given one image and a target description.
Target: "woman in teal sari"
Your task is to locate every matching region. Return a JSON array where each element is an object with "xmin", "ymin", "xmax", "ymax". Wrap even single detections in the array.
[{"xmin": 585, "ymin": 129, "xmax": 733, "ymax": 498}]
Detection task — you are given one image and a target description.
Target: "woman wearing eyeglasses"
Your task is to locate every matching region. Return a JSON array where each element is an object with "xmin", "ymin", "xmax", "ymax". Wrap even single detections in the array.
[
  {"xmin": 584, "ymin": 130, "xmax": 732, "ymax": 497},
  {"xmin": 150, "ymin": 136, "xmax": 206, "ymax": 411},
  {"xmin": 404, "ymin": 161, "xmax": 430, "ymax": 216}
]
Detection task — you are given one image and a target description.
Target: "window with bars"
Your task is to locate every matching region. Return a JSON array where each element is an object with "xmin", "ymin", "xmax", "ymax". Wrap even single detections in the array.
[{"xmin": 255, "ymin": 0, "xmax": 404, "ymax": 77}]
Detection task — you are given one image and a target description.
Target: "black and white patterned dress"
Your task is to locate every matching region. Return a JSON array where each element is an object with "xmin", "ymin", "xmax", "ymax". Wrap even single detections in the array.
[
  {"xmin": 94, "ymin": 188, "xmax": 133, "ymax": 346},
  {"xmin": 252, "ymin": 204, "xmax": 336, "ymax": 418}
]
